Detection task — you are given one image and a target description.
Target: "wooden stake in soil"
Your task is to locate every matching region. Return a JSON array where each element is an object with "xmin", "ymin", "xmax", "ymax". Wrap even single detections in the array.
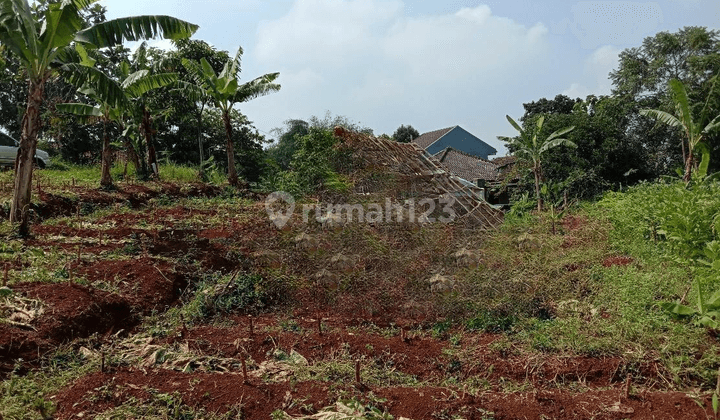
[
  {"xmin": 241, "ymin": 357, "xmax": 248, "ymax": 384},
  {"xmin": 624, "ymin": 374, "xmax": 632, "ymax": 400},
  {"xmin": 101, "ymin": 352, "xmax": 105, "ymax": 373},
  {"xmin": 355, "ymin": 360, "xmax": 361, "ymax": 383},
  {"xmin": 3, "ymin": 263, "xmax": 8, "ymax": 287},
  {"xmin": 317, "ymin": 318, "xmax": 322, "ymax": 335},
  {"xmin": 249, "ymin": 316, "xmax": 254, "ymax": 336},
  {"xmin": 400, "ymin": 327, "xmax": 405, "ymax": 343}
]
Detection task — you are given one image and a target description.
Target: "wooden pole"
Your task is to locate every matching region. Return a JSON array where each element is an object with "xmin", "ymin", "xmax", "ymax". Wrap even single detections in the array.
[
  {"xmin": 249, "ymin": 316, "xmax": 254, "ymax": 336},
  {"xmin": 241, "ymin": 357, "xmax": 248, "ymax": 384},
  {"xmin": 355, "ymin": 360, "xmax": 361, "ymax": 383},
  {"xmin": 3, "ymin": 263, "xmax": 8, "ymax": 287},
  {"xmin": 624, "ymin": 374, "xmax": 632, "ymax": 400}
]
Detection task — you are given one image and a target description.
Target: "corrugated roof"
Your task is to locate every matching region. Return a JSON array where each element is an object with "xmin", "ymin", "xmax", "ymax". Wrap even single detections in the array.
[
  {"xmin": 434, "ymin": 147, "xmax": 498, "ymax": 182},
  {"xmin": 412, "ymin": 126, "xmax": 455, "ymax": 149}
]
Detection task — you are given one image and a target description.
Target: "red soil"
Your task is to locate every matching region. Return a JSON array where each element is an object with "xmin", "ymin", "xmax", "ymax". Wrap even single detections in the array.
[
  {"xmin": 0, "ymin": 282, "xmax": 133, "ymax": 374},
  {"xmin": 603, "ymin": 256, "xmax": 634, "ymax": 267}
]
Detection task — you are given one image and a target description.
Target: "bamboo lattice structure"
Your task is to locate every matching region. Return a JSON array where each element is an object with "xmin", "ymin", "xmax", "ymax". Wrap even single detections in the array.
[{"xmin": 333, "ymin": 127, "xmax": 504, "ymax": 229}]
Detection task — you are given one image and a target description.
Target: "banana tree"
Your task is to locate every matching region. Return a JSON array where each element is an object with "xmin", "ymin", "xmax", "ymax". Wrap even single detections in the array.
[
  {"xmin": 498, "ymin": 115, "xmax": 575, "ymax": 212},
  {"xmin": 177, "ymin": 58, "xmax": 212, "ymax": 179},
  {"xmin": 182, "ymin": 48, "xmax": 280, "ymax": 186},
  {"xmin": 56, "ymin": 58, "xmax": 178, "ymax": 186},
  {"xmin": 0, "ymin": 0, "xmax": 197, "ymax": 234},
  {"xmin": 640, "ymin": 78, "xmax": 720, "ymax": 182}
]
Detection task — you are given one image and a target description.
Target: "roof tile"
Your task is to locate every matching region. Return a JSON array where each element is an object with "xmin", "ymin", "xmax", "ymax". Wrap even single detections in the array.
[{"xmin": 434, "ymin": 147, "xmax": 498, "ymax": 182}]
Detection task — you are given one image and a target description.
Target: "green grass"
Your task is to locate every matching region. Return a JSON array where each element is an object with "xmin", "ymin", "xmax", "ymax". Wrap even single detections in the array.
[
  {"xmin": 0, "ymin": 160, "xmax": 215, "ymax": 195},
  {"xmin": 0, "ymin": 347, "xmax": 97, "ymax": 420}
]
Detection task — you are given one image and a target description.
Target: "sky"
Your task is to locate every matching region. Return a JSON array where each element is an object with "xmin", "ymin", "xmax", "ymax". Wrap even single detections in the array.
[{"xmin": 100, "ymin": 0, "xmax": 720, "ymax": 156}]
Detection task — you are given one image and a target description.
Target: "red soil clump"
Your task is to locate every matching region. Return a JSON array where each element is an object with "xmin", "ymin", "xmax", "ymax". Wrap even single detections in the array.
[
  {"xmin": 603, "ymin": 256, "xmax": 634, "ymax": 267},
  {"xmin": 75, "ymin": 257, "xmax": 186, "ymax": 313},
  {"xmin": 0, "ymin": 282, "xmax": 133, "ymax": 374}
]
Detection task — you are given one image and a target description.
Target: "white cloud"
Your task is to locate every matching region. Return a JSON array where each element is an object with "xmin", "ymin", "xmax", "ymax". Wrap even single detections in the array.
[
  {"xmin": 248, "ymin": 1, "xmax": 553, "ymax": 152},
  {"xmin": 562, "ymin": 45, "xmax": 621, "ymax": 98},
  {"xmin": 256, "ymin": 0, "xmax": 402, "ymax": 69}
]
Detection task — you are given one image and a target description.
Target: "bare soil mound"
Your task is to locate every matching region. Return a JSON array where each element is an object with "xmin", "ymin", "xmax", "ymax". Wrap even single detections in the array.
[{"xmin": 0, "ymin": 282, "xmax": 133, "ymax": 374}]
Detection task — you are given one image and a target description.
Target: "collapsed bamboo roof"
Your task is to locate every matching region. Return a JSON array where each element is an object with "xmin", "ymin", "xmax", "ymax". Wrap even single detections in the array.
[{"xmin": 333, "ymin": 127, "xmax": 504, "ymax": 230}]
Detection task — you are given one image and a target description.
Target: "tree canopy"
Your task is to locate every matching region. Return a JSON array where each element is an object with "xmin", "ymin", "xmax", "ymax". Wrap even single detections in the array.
[{"xmin": 392, "ymin": 124, "xmax": 420, "ymax": 143}]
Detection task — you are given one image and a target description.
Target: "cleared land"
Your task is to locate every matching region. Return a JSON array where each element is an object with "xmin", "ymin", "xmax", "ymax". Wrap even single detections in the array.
[{"xmin": 0, "ymin": 174, "xmax": 717, "ymax": 419}]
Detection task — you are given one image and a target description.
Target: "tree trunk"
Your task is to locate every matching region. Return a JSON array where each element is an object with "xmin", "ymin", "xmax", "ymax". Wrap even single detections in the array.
[
  {"xmin": 10, "ymin": 79, "xmax": 44, "ymax": 236},
  {"xmin": 142, "ymin": 108, "xmax": 159, "ymax": 179},
  {"xmin": 534, "ymin": 168, "xmax": 542, "ymax": 212},
  {"xmin": 100, "ymin": 119, "xmax": 113, "ymax": 188},
  {"xmin": 223, "ymin": 110, "xmax": 239, "ymax": 186},
  {"xmin": 124, "ymin": 139, "xmax": 141, "ymax": 178},
  {"xmin": 683, "ymin": 152, "xmax": 694, "ymax": 182},
  {"xmin": 197, "ymin": 101, "xmax": 206, "ymax": 180}
]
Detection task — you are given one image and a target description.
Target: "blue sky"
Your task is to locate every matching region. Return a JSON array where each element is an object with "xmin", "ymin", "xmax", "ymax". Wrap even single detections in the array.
[{"xmin": 101, "ymin": 0, "xmax": 720, "ymax": 156}]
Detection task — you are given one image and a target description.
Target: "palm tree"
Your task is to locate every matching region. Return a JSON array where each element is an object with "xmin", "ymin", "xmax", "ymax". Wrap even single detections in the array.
[
  {"xmin": 498, "ymin": 115, "xmax": 575, "ymax": 211},
  {"xmin": 0, "ymin": 0, "xmax": 197, "ymax": 234},
  {"xmin": 640, "ymin": 78, "xmax": 720, "ymax": 182},
  {"xmin": 182, "ymin": 48, "xmax": 280, "ymax": 186}
]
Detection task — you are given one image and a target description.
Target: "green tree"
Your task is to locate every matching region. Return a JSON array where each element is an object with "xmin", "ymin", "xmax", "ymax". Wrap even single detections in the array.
[
  {"xmin": 392, "ymin": 124, "xmax": 420, "ymax": 143},
  {"xmin": 522, "ymin": 94, "xmax": 650, "ymax": 199},
  {"xmin": 266, "ymin": 119, "xmax": 309, "ymax": 171},
  {"xmin": 611, "ymin": 26, "xmax": 720, "ymax": 175},
  {"xmin": 0, "ymin": 0, "xmax": 197, "ymax": 234},
  {"xmin": 56, "ymin": 54, "xmax": 179, "ymax": 186},
  {"xmin": 182, "ymin": 48, "xmax": 279, "ymax": 186},
  {"xmin": 498, "ymin": 115, "xmax": 576, "ymax": 211},
  {"xmin": 640, "ymin": 78, "xmax": 720, "ymax": 181},
  {"xmin": 169, "ymin": 41, "xmax": 231, "ymax": 177}
]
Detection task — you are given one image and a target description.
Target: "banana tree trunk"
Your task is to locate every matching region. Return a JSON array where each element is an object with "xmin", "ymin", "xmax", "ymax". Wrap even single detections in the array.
[
  {"xmin": 123, "ymin": 138, "xmax": 141, "ymax": 177},
  {"xmin": 683, "ymin": 152, "xmax": 694, "ymax": 182},
  {"xmin": 197, "ymin": 101, "xmax": 206, "ymax": 179},
  {"xmin": 100, "ymin": 119, "xmax": 113, "ymax": 187},
  {"xmin": 223, "ymin": 110, "xmax": 239, "ymax": 186},
  {"xmin": 10, "ymin": 79, "xmax": 44, "ymax": 236},
  {"xmin": 534, "ymin": 168, "xmax": 542, "ymax": 212},
  {"xmin": 142, "ymin": 108, "xmax": 159, "ymax": 179}
]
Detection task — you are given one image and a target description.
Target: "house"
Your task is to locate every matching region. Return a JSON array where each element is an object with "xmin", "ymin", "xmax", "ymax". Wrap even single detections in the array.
[
  {"xmin": 333, "ymin": 126, "xmax": 505, "ymax": 229},
  {"xmin": 432, "ymin": 147, "xmax": 518, "ymax": 207},
  {"xmin": 412, "ymin": 126, "xmax": 497, "ymax": 160},
  {"xmin": 433, "ymin": 147, "xmax": 497, "ymax": 184},
  {"xmin": 433, "ymin": 147, "xmax": 497, "ymax": 201}
]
